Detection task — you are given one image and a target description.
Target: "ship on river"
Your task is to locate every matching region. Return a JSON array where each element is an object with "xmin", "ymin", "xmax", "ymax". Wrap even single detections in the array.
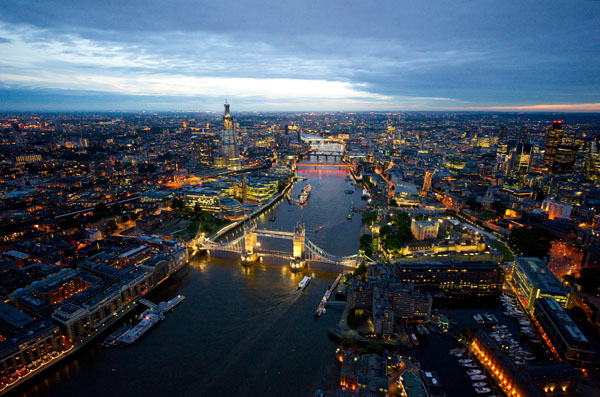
[{"xmin": 298, "ymin": 184, "xmax": 311, "ymax": 206}]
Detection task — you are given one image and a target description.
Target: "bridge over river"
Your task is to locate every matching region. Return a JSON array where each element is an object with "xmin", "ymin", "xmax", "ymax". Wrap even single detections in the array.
[{"xmin": 199, "ymin": 221, "xmax": 360, "ymax": 268}]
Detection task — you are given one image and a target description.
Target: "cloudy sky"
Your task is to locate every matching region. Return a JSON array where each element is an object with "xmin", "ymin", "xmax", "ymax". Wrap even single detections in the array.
[{"xmin": 0, "ymin": 0, "xmax": 599, "ymax": 111}]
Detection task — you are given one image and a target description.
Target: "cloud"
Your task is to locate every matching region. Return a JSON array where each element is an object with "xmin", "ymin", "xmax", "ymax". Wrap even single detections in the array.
[{"xmin": 0, "ymin": 1, "xmax": 599, "ymax": 110}]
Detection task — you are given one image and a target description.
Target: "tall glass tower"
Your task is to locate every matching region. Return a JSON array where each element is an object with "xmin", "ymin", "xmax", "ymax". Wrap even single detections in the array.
[{"xmin": 222, "ymin": 103, "xmax": 241, "ymax": 170}]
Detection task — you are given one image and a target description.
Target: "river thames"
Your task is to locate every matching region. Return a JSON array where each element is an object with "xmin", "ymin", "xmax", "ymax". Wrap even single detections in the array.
[{"xmin": 17, "ymin": 157, "xmax": 365, "ymax": 397}]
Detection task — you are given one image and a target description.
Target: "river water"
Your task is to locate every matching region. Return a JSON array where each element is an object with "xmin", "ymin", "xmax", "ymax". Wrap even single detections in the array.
[{"xmin": 18, "ymin": 156, "xmax": 364, "ymax": 397}]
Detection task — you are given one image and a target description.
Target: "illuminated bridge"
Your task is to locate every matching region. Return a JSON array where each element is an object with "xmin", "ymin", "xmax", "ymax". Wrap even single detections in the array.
[
  {"xmin": 198, "ymin": 221, "xmax": 360, "ymax": 268},
  {"xmin": 296, "ymin": 162, "xmax": 352, "ymax": 168}
]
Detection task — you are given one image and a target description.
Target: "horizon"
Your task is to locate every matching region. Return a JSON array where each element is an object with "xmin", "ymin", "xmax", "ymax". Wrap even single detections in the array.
[{"xmin": 1, "ymin": 1, "xmax": 599, "ymax": 112}]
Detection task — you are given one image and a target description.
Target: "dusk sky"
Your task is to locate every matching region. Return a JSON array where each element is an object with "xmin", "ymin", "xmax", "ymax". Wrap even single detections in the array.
[{"xmin": 1, "ymin": 0, "xmax": 599, "ymax": 112}]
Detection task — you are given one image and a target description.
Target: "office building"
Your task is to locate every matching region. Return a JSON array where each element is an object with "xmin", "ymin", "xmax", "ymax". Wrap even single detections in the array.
[
  {"xmin": 541, "ymin": 199, "xmax": 572, "ymax": 220},
  {"xmin": 511, "ymin": 257, "xmax": 571, "ymax": 312},
  {"xmin": 534, "ymin": 297, "xmax": 595, "ymax": 368},
  {"xmin": 394, "ymin": 261, "xmax": 504, "ymax": 297},
  {"xmin": 545, "ymin": 121, "xmax": 564, "ymax": 168}
]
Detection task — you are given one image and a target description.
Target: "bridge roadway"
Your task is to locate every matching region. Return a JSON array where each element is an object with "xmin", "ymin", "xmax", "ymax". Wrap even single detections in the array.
[{"xmin": 254, "ymin": 229, "xmax": 294, "ymax": 238}]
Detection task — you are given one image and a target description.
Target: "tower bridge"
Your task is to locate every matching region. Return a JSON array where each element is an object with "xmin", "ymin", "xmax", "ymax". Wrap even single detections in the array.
[{"xmin": 198, "ymin": 221, "xmax": 360, "ymax": 269}]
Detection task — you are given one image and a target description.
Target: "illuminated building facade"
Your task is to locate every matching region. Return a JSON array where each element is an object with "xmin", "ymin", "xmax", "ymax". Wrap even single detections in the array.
[
  {"xmin": 511, "ymin": 257, "xmax": 571, "ymax": 312},
  {"xmin": 541, "ymin": 199, "xmax": 572, "ymax": 220},
  {"xmin": 545, "ymin": 121, "xmax": 564, "ymax": 168},
  {"xmin": 410, "ymin": 218, "xmax": 439, "ymax": 240},
  {"xmin": 471, "ymin": 331, "xmax": 544, "ymax": 397},
  {"xmin": 393, "ymin": 261, "xmax": 504, "ymax": 297},
  {"xmin": 533, "ymin": 297, "xmax": 595, "ymax": 368},
  {"xmin": 586, "ymin": 139, "xmax": 600, "ymax": 181}
]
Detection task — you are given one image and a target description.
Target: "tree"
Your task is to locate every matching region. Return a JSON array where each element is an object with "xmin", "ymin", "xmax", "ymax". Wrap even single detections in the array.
[
  {"xmin": 361, "ymin": 211, "xmax": 378, "ymax": 226},
  {"xmin": 172, "ymin": 197, "xmax": 185, "ymax": 210},
  {"xmin": 466, "ymin": 195, "xmax": 482, "ymax": 211},
  {"xmin": 354, "ymin": 263, "xmax": 368, "ymax": 278},
  {"xmin": 360, "ymin": 235, "xmax": 374, "ymax": 257},
  {"xmin": 491, "ymin": 200, "xmax": 507, "ymax": 217},
  {"xmin": 508, "ymin": 226, "xmax": 552, "ymax": 258},
  {"xmin": 107, "ymin": 220, "xmax": 118, "ymax": 234},
  {"xmin": 577, "ymin": 268, "xmax": 600, "ymax": 295}
]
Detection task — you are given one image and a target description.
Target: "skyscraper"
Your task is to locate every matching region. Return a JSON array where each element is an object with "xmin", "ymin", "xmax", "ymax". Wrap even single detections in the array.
[
  {"xmin": 511, "ymin": 143, "xmax": 532, "ymax": 175},
  {"xmin": 544, "ymin": 120, "xmax": 564, "ymax": 168},
  {"xmin": 221, "ymin": 103, "xmax": 241, "ymax": 170}
]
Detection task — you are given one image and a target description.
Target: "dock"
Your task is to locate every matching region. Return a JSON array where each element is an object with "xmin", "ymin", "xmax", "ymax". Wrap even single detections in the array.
[
  {"xmin": 138, "ymin": 298, "xmax": 159, "ymax": 311},
  {"xmin": 315, "ymin": 273, "xmax": 344, "ymax": 317}
]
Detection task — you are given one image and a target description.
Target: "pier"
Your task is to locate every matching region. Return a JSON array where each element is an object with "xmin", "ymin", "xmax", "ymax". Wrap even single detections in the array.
[{"xmin": 315, "ymin": 273, "xmax": 344, "ymax": 317}]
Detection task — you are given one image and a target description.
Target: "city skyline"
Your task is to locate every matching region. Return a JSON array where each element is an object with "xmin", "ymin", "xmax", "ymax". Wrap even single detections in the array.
[{"xmin": 1, "ymin": 1, "xmax": 599, "ymax": 112}]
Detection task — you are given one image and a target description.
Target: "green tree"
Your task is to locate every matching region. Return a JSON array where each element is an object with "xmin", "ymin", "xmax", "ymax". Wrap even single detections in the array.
[
  {"xmin": 360, "ymin": 235, "xmax": 374, "ymax": 257},
  {"xmin": 362, "ymin": 211, "xmax": 378, "ymax": 225},
  {"xmin": 508, "ymin": 226, "xmax": 552, "ymax": 258}
]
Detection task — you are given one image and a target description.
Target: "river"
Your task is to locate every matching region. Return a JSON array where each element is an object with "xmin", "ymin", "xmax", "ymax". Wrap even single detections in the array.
[{"xmin": 17, "ymin": 156, "xmax": 364, "ymax": 397}]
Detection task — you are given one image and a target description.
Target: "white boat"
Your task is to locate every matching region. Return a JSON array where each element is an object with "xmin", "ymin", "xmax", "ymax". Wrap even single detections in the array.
[
  {"xmin": 461, "ymin": 363, "xmax": 478, "ymax": 368},
  {"xmin": 473, "ymin": 314, "xmax": 483, "ymax": 323},
  {"xmin": 117, "ymin": 309, "xmax": 164, "ymax": 345},
  {"xmin": 473, "ymin": 382, "xmax": 488, "ymax": 387},
  {"xmin": 298, "ymin": 276, "xmax": 311, "ymax": 290},
  {"xmin": 470, "ymin": 374, "xmax": 487, "ymax": 380},
  {"xmin": 474, "ymin": 387, "xmax": 491, "ymax": 394},
  {"xmin": 298, "ymin": 184, "xmax": 311, "ymax": 206},
  {"xmin": 410, "ymin": 333, "xmax": 419, "ymax": 346},
  {"xmin": 466, "ymin": 369, "xmax": 482, "ymax": 376},
  {"xmin": 458, "ymin": 359, "xmax": 473, "ymax": 364}
]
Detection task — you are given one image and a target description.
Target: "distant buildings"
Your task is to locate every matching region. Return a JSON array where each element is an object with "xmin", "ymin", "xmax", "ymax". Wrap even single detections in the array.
[{"xmin": 541, "ymin": 200, "xmax": 572, "ymax": 220}]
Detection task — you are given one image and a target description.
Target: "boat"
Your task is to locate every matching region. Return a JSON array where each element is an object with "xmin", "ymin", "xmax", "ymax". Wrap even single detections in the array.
[
  {"xmin": 470, "ymin": 374, "xmax": 487, "ymax": 380},
  {"xmin": 410, "ymin": 333, "xmax": 419, "ymax": 346},
  {"xmin": 344, "ymin": 189, "xmax": 354, "ymax": 194},
  {"xmin": 473, "ymin": 382, "xmax": 488, "ymax": 387},
  {"xmin": 458, "ymin": 359, "xmax": 473, "ymax": 364},
  {"xmin": 461, "ymin": 362, "xmax": 478, "ymax": 368},
  {"xmin": 298, "ymin": 275, "xmax": 311, "ymax": 290},
  {"xmin": 269, "ymin": 216, "xmax": 276, "ymax": 222},
  {"xmin": 315, "ymin": 225, "xmax": 324, "ymax": 232},
  {"xmin": 347, "ymin": 213, "xmax": 353, "ymax": 220},
  {"xmin": 450, "ymin": 348, "xmax": 466, "ymax": 356},
  {"xmin": 474, "ymin": 387, "xmax": 491, "ymax": 394},
  {"xmin": 158, "ymin": 294, "xmax": 185, "ymax": 312},
  {"xmin": 416, "ymin": 324, "xmax": 429, "ymax": 335},
  {"xmin": 473, "ymin": 314, "xmax": 483, "ymax": 324},
  {"xmin": 466, "ymin": 369, "xmax": 482, "ymax": 376},
  {"xmin": 103, "ymin": 324, "xmax": 131, "ymax": 347},
  {"xmin": 117, "ymin": 309, "xmax": 164, "ymax": 345},
  {"xmin": 298, "ymin": 184, "xmax": 311, "ymax": 206}
]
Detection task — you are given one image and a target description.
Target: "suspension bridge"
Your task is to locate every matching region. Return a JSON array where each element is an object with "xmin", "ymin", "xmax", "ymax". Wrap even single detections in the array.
[{"xmin": 197, "ymin": 221, "xmax": 360, "ymax": 268}]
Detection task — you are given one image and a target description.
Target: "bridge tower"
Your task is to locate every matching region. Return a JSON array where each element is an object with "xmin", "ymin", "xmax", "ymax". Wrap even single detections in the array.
[
  {"xmin": 290, "ymin": 221, "xmax": 307, "ymax": 271},
  {"xmin": 241, "ymin": 221, "xmax": 260, "ymax": 267},
  {"xmin": 292, "ymin": 221, "xmax": 305, "ymax": 258},
  {"xmin": 243, "ymin": 221, "xmax": 257, "ymax": 253}
]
